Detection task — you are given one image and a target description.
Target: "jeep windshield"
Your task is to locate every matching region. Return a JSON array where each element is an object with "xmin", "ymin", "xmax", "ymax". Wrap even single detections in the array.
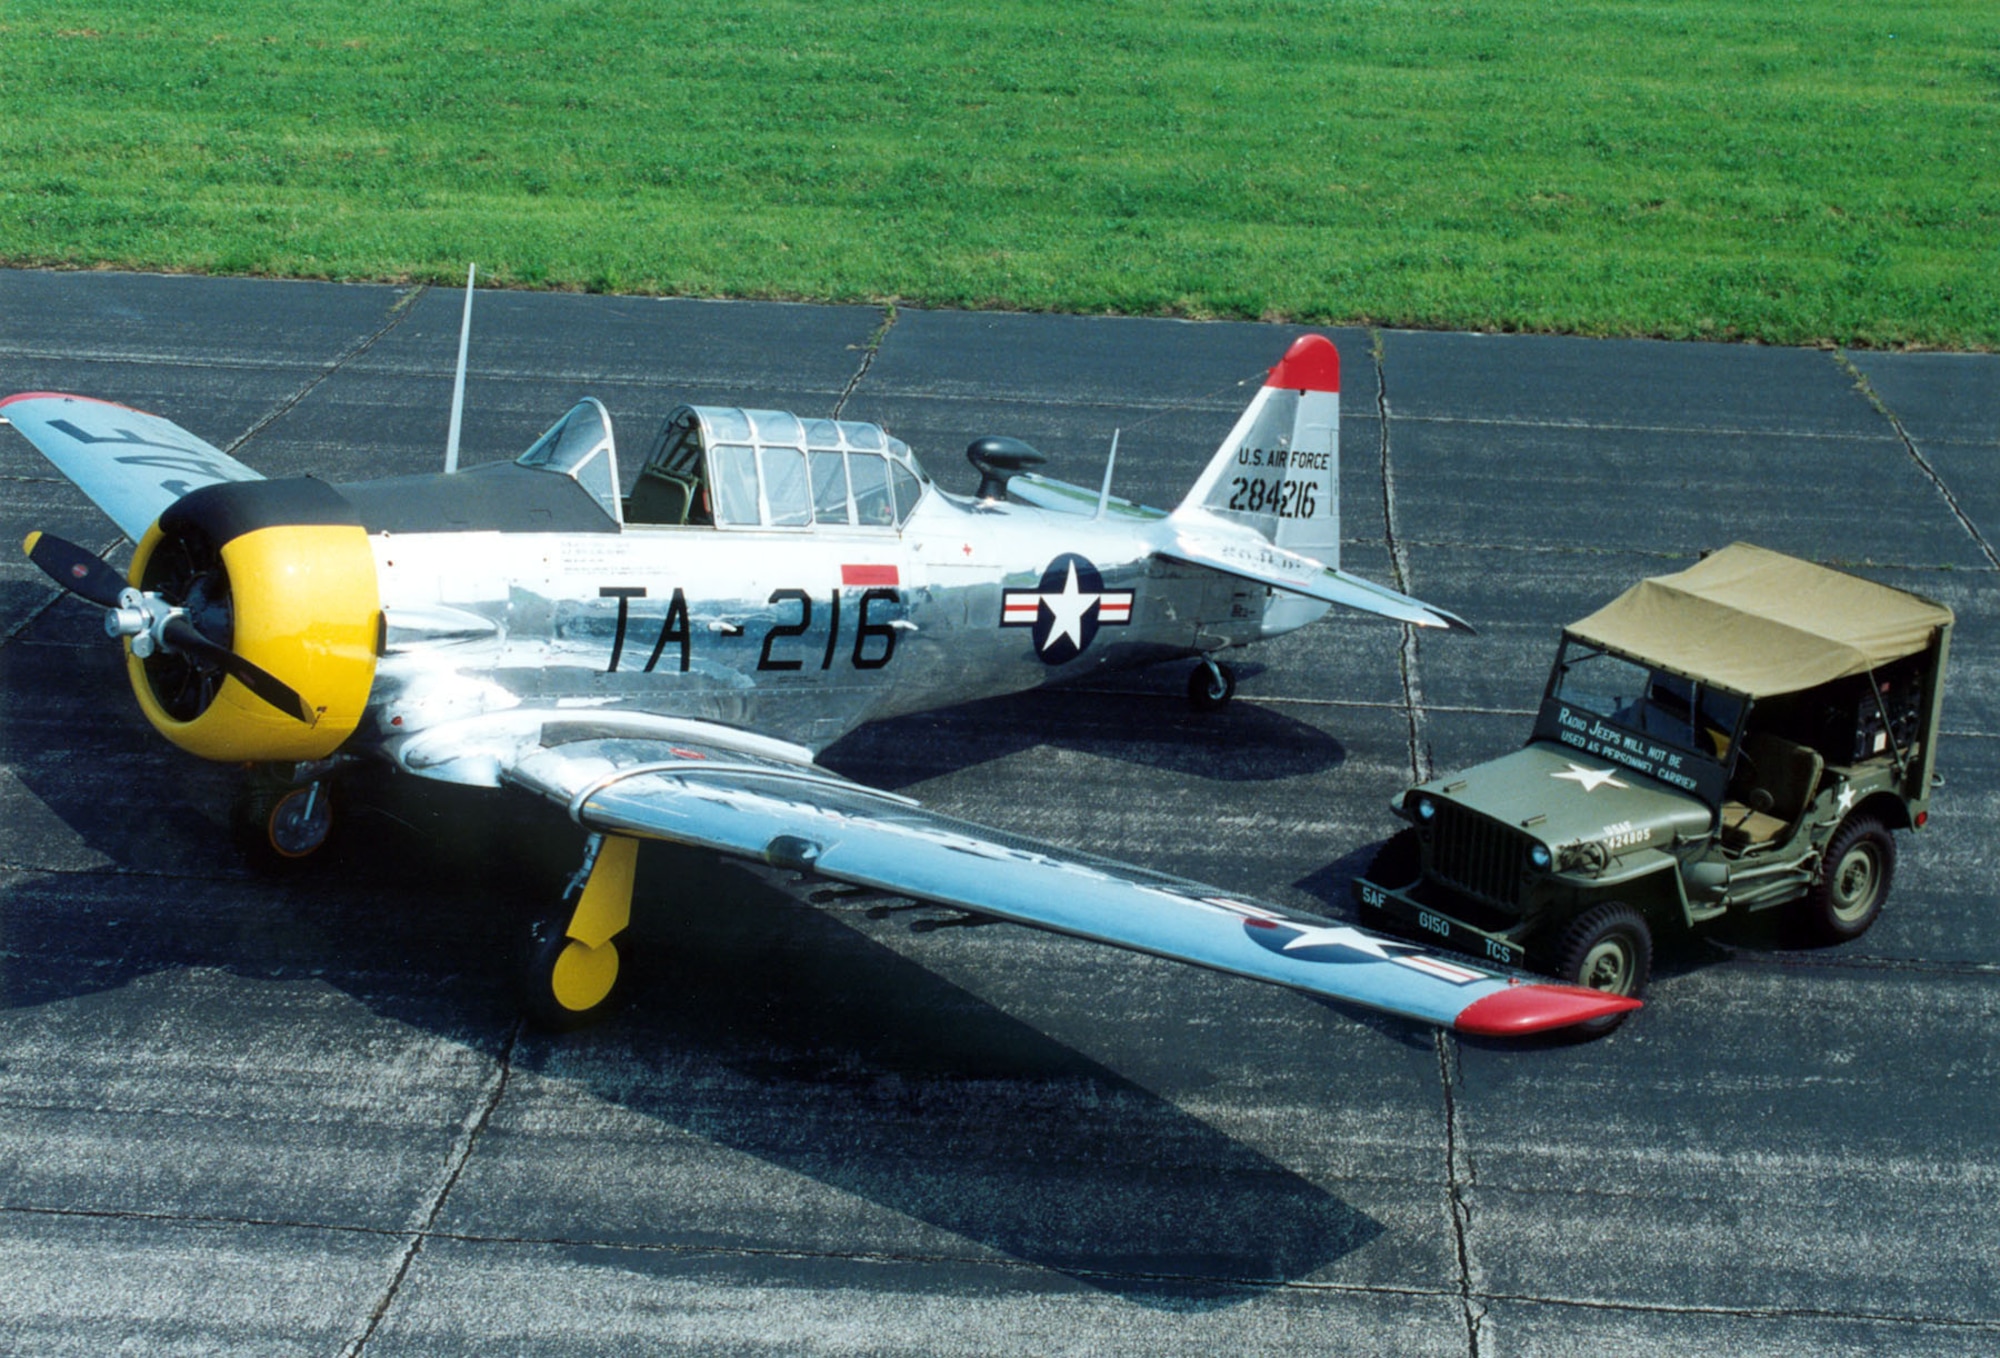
[{"xmin": 1530, "ymin": 637, "xmax": 1745, "ymax": 804}]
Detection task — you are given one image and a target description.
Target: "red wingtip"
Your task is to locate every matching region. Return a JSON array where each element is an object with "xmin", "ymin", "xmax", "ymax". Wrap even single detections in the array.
[
  {"xmin": 1266, "ymin": 334, "xmax": 1340, "ymax": 394},
  {"xmin": 1453, "ymin": 984, "xmax": 1643, "ymax": 1037},
  {"xmin": 0, "ymin": 391, "xmax": 146, "ymax": 413}
]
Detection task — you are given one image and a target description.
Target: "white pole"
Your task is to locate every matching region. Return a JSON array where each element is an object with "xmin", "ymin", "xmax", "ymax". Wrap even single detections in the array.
[
  {"xmin": 443, "ymin": 263, "xmax": 476, "ymax": 474},
  {"xmin": 1095, "ymin": 429, "xmax": 1120, "ymax": 519}
]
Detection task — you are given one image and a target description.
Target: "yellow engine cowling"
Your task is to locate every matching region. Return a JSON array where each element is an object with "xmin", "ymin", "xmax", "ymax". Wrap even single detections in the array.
[{"xmin": 127, "ymin": 481, "xmax": 380, "ymax": 762}]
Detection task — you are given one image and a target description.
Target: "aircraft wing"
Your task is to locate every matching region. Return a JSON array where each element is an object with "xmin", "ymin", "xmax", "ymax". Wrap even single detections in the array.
[
  {"xmin": 1158, "ymin": 525, "xmax": 1473, "ymax": 633},
  {"xmin": 453, "ymin": 721, "xmax": 1633, "ymax": 1037},
  {"xmin": 2, "ymin": 393, "xmax": 263, "ymax": 542}
]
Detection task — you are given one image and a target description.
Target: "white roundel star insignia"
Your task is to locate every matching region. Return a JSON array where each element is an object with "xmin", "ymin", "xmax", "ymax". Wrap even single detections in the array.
[
  {"xmin": 1244, "ymin": 917, "xmax": 1419, "ymax": 964},
  {"xmin": 1001, "ymin": 553, "xmax": 1133, "ymax": 664}
]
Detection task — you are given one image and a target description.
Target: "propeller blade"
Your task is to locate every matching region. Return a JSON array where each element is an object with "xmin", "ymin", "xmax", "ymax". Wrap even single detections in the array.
[
  {"xmin": 23, "ymin": 530, "xmax": 127, "ymax": 607},
  {"xmin": 160, "ymin": 615, "xmax": 316, "ymax": 725}
]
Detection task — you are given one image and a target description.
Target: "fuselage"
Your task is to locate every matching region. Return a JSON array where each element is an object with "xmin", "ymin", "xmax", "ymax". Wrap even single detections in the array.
[{"xmin": 363, "ymin": 485, "xmax": 1290, "ymax": 756}]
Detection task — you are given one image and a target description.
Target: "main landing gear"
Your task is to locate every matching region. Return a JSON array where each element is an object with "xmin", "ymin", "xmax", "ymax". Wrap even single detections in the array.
[
  {"xmin": 1188, "ymin": 656, "xmax": 1237, "ymax": 710},
  {"xmin": 521, "ymin": 833, "xmax": 640, "ymax": 1029}
]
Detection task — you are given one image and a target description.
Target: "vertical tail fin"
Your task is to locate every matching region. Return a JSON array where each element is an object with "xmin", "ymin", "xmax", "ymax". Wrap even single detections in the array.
[
  {"xmin": 1160, "ymin": 335, "xmax": 1472, "ymax": 633},
  {"xmin": 1172, "ymin": 334, "xmax": 1340, "ymax": 568}
]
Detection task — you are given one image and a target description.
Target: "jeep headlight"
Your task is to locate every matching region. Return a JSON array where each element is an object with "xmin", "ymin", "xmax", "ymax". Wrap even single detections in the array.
[
  {"xmin": 1557, "ymin": 840, "xmax": 1612, "ymax": 874},
  {"xmin": 1528, "ymin": 842, "xmax": 1552, "ymax": 871},
  {"xmin": 1415, "ymin": 796, "xmax": 1437, "ymax": 822}
]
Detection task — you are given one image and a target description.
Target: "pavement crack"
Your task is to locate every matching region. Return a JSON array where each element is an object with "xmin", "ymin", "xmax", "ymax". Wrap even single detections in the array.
[
  {"xmin": 1372, "ymin": 330, "xmax": 1432, "ymax": 782},
  {"xmin": 1436, "ymin": 1031, "xmax": 1485, "ymax": 1355},
  {"xmin": 1833, "ymin": 350, "xmax": 2000, "ymax": 570},
  {"xmin": 342, "ymin": 1016, "xmax": 520, "ymax": 1358},
  {"xmin": 831, "ymin": 304, "xmax": 897, "ymax": 419},
  {"xmin": 224, "ymin": 284, "xmax": 429, "ymax": 459}
]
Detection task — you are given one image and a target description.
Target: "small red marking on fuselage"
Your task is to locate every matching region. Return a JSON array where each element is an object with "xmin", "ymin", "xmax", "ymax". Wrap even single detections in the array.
[{"xmin": 842, "ymin": 564, "xmax": 899, "ymax": 587}]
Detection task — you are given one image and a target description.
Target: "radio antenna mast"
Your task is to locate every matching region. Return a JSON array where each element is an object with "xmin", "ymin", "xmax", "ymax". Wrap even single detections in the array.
[{"xmin": 443, "ymin": 263, "xmax": 476, "ymax": 474}]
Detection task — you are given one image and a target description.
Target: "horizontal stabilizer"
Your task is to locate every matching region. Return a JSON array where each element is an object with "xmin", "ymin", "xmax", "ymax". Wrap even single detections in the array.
[
  {"xmin": 2, "ymin": 393, "xmax": 261, "ymax": 542},
  {"xmin": 1159, "ymin": 526, "xmax": 1473, "ymax": 632}
]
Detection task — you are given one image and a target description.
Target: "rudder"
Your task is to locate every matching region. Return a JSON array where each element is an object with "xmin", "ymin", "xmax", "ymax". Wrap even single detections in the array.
[{"xmin": 1172, "ymin": 334, "xmax": 1341, "ymax": 569}]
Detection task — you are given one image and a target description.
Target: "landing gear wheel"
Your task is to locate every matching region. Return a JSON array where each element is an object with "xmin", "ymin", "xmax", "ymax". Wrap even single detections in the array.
[
  {"xmin": 233, "ymin": 780, "xmax": 335, "ymax": 873},
  {"xmin": 1550, "ymin": 902, "xmax": 1651, "ymax": 1038},
  {"xmin": 1188, "ymin": 658, "xmax": 1237, "ymax": 710},
  {"xmin": 1795, "ymin": 813, "xmax": 1894, "ymax": 945},
  {"xmin": 521, "ymin": 914, "xmax": 625, "ymax": 1031}
]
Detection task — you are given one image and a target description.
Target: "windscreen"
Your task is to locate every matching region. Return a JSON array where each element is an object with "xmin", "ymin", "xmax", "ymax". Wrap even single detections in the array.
[{"xmin": 1531, "ymin": 637, "xmax": 1744, "ymax": 802}]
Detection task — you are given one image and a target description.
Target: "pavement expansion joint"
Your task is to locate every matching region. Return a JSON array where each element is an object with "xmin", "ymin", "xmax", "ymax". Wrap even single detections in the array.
[
  {"xmin": 1715, "ymin": 948, "xmax": 2000, "ymax": 978},
  {"xmin": 341, "ymin": 1016, "xmax": 521, "ymax": 1358},
  {"xmin": 1833, "ymin": 349, "xmax": 2000, "ymax": 571},
  {"xmin": 224, "ymin": 284, "xmax": 428, "ymax": 460},
  {"xmin": 1434, "ymin": 1031, "xmax": 1486, "ymax": 1356},
  {"xmin": 831, "ymin": 304, "xmax": 897, "ymax": 420},
  {"xmin": 1476, "ymin": 1287, "xmax": 2000, "ymax": 1333},
  {"xmin": 1395, "ymin": 411, "xmax": 1906, "ymax": 444}
]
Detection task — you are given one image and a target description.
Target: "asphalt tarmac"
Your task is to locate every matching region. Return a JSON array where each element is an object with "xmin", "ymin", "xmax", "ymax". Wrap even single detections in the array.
[{"xmin": 1, "ymin": 269, "xmax": 1995, "ymax": 1355}]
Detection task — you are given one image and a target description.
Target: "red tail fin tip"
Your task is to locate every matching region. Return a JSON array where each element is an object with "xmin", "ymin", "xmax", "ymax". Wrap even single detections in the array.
[{"xmin": 1266, "ymin": 334, "xmax": 1340, "ymax": 394}]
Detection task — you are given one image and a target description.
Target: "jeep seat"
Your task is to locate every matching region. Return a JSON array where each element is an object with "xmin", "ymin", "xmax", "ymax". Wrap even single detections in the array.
[{"xmin": 1722, "ymin": 731, "xmax": 1825, "ymax": 848}]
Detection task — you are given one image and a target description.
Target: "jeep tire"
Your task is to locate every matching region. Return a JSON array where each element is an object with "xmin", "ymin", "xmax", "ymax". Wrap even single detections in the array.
[
  {"xmin": 1796, "ymin": 813, "xmax": 1895, "ymax": 945},
  {"xmin": 1552, "ymin": 902, "xmax": 1652, "ymax": 1037}
]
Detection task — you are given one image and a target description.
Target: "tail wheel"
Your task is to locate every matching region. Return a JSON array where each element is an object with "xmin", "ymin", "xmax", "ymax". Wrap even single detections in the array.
[
  {"xmin": 521, "ymin": 914, "xmax": 625, "ymax": 1031},
  {"xmin": 233, "ymin": 780, "xmax": 336, "ymax": 873},
  {"xmin": 1550, "ymin": 902, "xmax": 1651, "ymax": 1037},
  {"xmin": 1795, "ymin": 814, "xmax": 1894, "ymax": 945},
  {"xmin": 1188, "ymin": 659, "xmax": 1237, "ymax": 710}
]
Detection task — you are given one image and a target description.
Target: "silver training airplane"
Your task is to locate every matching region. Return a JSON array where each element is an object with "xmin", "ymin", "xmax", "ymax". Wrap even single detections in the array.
[{"xmin": 8, "ymin": 303, "xmax": 1639, "ymax": 1039}]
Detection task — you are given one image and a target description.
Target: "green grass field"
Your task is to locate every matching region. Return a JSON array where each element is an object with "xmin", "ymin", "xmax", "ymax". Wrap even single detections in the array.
[{"xmin": 2, "ymin": 1, "xmax": 1996, "ymax": 347}]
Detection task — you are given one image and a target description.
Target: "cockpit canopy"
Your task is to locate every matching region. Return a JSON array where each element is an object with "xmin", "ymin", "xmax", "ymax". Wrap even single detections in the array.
[
  {"xmin": 514, "ymin": 398, "xmax": 623, "ymax": 526},
  {"xmin": 628, "ymin": 405, "xmax": 930, "ymax": 531}
]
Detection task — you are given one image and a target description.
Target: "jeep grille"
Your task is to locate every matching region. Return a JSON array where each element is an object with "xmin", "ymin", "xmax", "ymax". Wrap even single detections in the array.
[{"xmin": 1424, "ymin": 803, "xmax": 1528, "ymax": 911}]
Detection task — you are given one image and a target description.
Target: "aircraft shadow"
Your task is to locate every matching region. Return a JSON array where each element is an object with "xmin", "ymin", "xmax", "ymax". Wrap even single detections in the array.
[
  {"xmin": 820, "ymin": 679, "xmax": 1344, "ymax": 792},
  {"xmin": 1, "ymin": 642, "xmax": 1382, "ymax": 1306}
]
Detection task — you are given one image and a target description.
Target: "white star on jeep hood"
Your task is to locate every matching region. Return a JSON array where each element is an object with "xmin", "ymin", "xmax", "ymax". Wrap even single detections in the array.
[{"xmin": 1552, "ymin": 762, "xmax": 1630, "ymax": 793}]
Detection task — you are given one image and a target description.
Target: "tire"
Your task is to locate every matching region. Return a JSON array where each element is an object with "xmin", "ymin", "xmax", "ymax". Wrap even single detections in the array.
[
  {"xmin": 1366, "ymin": 828, "xmax": 1423, "ymax": 891},
  {"xmin": 519, "ymin": 913, "xmax": 625, "ymax": 1031},
  {"xmin": 232, "ymin": 781, "xmax": 336, "ymax": 873},
  {"xmin": 1551, "ymin": 902, "xmax": 1652, "ymax": 1037},
  {"xmin": 1796, "ymin": 814, "xmax": 1894, "ymax": 945},
  {"xmin": 1188, "ymin": 660, "xmax": 1237, "ymax": 710}
]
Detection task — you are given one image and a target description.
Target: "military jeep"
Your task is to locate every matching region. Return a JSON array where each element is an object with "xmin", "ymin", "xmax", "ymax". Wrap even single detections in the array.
[{"xmin": 1354, "ymin": 543, "xmax": 1953, "ymax": 1034}]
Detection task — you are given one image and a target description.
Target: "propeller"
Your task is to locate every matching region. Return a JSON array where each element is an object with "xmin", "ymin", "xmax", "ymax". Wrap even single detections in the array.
[
  {"xmin": 22, "ymin": 529, "xmax": 315, "ymax": 725},
  {"xmin": 23, "ymin": 529, "xmax": 126, "ymax": 607}
]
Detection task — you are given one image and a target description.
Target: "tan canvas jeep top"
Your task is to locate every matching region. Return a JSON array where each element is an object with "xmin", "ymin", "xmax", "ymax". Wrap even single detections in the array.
[{"xmin": 1565, "ymin": 542, "xmax": 1954, "ymax": 698}]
